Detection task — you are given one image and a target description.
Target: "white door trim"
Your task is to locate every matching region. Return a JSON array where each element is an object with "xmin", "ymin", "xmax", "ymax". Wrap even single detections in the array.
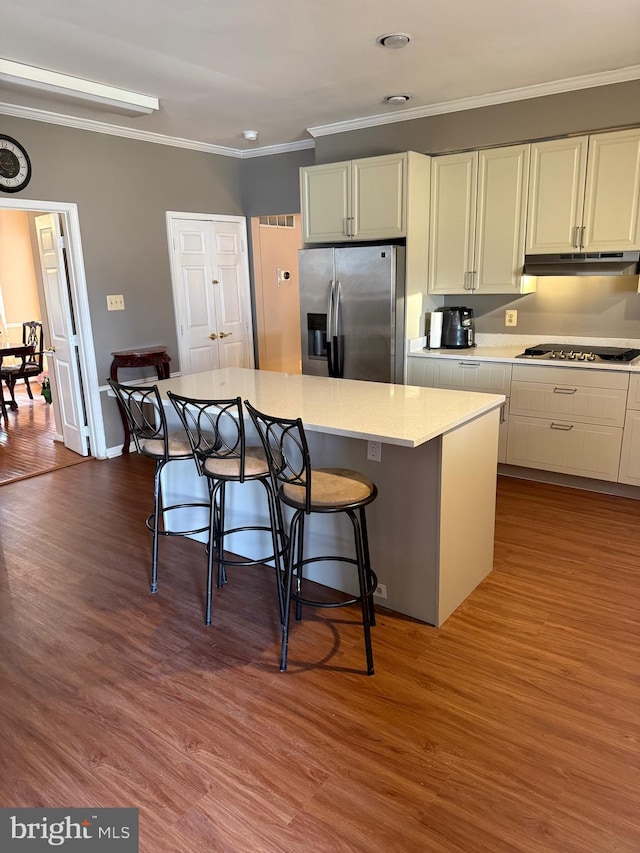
[
  {"xmin": 165, "ymin": 210, "xmax": 253, "ymax": 375},
  {"xmin": 0, "ymin": 198, "xmax": 106, "ymax": 459}
]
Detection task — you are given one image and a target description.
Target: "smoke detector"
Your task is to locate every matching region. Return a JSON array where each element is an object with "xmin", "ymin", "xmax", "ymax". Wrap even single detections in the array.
[
  {"xmin": 385, "ymin": 94, "xmax": 410, "ymax": 105},
  {"xmin": 376, "ymin": 33, "xmax": 412, "ymax": 49},
  {"xmin": 243, "ymin": 130, "xmax": 259, "ymax": 141}
]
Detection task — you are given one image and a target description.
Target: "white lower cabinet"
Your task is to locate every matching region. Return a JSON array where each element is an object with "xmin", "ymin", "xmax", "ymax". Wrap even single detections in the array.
[
  {"xmin": 506, "ymin": 365, "xmax": 628, "ymax": 481},
  {"xmin": 619, "ymin": 374, "xmax": 640, "ymax": 486},
  {"xmin": 407, "ymin": 356, "xmax": 510, "ymax": 462}
]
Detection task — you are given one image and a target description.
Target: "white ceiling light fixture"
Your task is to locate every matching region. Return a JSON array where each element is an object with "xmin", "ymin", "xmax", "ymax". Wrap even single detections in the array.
[
  {"xmin": 0, "ymin": 58, "xmax": 159, "ymax": 115},
  {"xmin": 243, "ymin": 130, "xmax": 259, "ymax": 141},
  {"xmin": 385, "ymin": 94, "xmax": 411, "ymax": 105},
  {"xmin": 376, "ymin": 33, "xmax": 412, "ymax": 49}
]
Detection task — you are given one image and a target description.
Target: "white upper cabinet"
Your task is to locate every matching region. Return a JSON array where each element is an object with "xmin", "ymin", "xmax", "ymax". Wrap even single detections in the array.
[
  {"xmin": 428, "ymin": 144, "xmax": 531, "ymax": 294},
  {"xmin": 527, "ymin": 128, "xmax": 640, "ymax": 254},
  {"xmin": 300, "ymin": 153, "xmax": 407, "ymax": 243}
]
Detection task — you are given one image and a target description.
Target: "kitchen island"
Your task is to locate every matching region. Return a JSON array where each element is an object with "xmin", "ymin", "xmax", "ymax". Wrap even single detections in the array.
[{"xmin": 155, "ymin": 368, "xmax": 505, "ymax": 626}]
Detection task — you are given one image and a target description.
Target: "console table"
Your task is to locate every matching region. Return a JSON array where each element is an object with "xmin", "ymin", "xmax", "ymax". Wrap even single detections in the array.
[{"xmin": 110, "ymin": 345, "xmax": 171, "ymax": 453}]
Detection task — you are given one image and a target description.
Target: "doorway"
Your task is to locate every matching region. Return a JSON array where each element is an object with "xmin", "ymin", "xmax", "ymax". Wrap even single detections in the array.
[{"xmin": 0, "ymin": 199, "xmax": 105, "ymax": 483}]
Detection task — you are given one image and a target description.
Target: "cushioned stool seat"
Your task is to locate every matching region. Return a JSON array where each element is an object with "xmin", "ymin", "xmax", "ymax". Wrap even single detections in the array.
[{"xmin": 245, "ymin": 401, "xmax": 379, "ymax": 675}]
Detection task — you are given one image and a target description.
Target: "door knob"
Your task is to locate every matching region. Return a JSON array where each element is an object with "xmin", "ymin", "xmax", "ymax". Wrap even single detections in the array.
[
  {"xmin": 209, "ymin": 333, "xmax": 217, "ymax": 341},
  {"xmin": 219, "ymin": 331, "xmax": 232, "ymax": 338}
]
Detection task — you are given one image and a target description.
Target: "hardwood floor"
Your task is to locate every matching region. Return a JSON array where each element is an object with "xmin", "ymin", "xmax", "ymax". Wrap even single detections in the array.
[
  {"xmin": 0, "ymin": 381, "xmax": 89, "ymax": 485},
  {"xmin": 1, "ymin": 456, "xmax": 639, "ymax": 852}
]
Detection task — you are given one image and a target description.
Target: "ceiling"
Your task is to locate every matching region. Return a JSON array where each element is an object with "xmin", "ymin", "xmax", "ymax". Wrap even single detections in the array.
[{"xmin": 1, "ymin": 0, "xmax": 639, "ymax": 157}]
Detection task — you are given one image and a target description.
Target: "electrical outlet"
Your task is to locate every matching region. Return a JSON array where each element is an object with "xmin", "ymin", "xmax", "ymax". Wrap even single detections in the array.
[
  {"xmin": 374, "ymin": 583, "xmax": 387, "ymax": 599},
  {"xmin": 505, "ymin": 309, "xmax": 517, "ymax": 327},
  {"xmin": 367, "ymin": 440, "xmax": 382, "ymax": 462},
  {"xmin": 107, "ymin": 294, "xmax": 125, "ymax": 311}
]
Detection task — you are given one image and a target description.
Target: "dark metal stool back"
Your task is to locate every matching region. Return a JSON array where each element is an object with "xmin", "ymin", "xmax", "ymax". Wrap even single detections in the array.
[
  {"xmin": 167, "ymin": 392, "xmax": 285, "ymax": 626},
  {"xmin": 244, "ymin": 400, "xmax": 378, "ymax": 675},
  {"xmin": 107, "ymin": 379, "xmax": 207, "ymax": 601}
]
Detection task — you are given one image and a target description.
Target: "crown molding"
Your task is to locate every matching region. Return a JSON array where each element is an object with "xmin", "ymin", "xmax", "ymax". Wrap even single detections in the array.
[
  {"xmin": 307, "ymin": 65, "xmax": 640, "ymax": 138},
  {"xmin": 240, "ymin": 138, "xmax": 315, "ymax": 158},
  {"xmin": 0, "ymin": 101, "xmax": 315, "ymax": 158}
]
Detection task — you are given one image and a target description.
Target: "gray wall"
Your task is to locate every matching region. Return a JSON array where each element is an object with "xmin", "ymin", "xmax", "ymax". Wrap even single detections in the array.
[
  {"xmin": 310, "ymin": 80, "xmax": 640, "ymax": 342},
  {"xmin": 0, "ymin": 116, "xmax": 244, "ymax": 445},
  {"xmin": 314, "ymin": 80, "xmax": 640, "ymax": 161},
  {"xmin": 242, "ymin": 148, "xmax": 314, "ymax": 216},
  {"xmin": 3, "ymin": 80, "xmax": 640, "ymax": 447}
]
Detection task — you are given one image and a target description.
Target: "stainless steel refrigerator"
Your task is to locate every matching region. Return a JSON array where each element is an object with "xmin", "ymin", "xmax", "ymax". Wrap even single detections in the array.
[{"xmin": 299, "ymin": 244, "xmax": 405, "ymax": 383}]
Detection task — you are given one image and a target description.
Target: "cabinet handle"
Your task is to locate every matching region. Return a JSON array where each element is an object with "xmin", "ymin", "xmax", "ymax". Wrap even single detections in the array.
[
  {"xmin": 343, "ymin": 217, "xmax": 350, "ymax": 237},
  {"xmin": 500, "ymin": 402, "xmax": 506, "ymax": 424},
  {"xmin": 550, "ymin": 422, "xmax": 574, "ymax": 431},
  {"xmin": 472, "ymin": 271, "xmax": 477, "ymax": 290},
  {"xmin": 572, "ymin": 226, "xmax": 580, "ymax": 248},
  {"xmin": 350, "ymin": 216, "xmax": 355, "ymax": 237},
  {"xmin": 579, "ymin": 225, "xmax": 585, "ymax": 249},
  {"xmin": 553, "ymin": 386, "xmax": 577, "ymax": 394},
  {"xmin": 458, "ymin": 362, "xmax": 480, "ymax": 368},
  {"xmin": 463, "ymin": 271, "xmax": 470, "ymax": 290}
]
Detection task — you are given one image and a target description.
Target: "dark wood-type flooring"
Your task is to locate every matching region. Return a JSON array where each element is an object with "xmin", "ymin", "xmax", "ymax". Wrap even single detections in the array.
[
  {"xmin": 0, "ymin": 381, "xmax": 89, "ymax": 485},
  {"xmin": 1, "ymin": 454, "xmax": 639, "ymax": 851}
]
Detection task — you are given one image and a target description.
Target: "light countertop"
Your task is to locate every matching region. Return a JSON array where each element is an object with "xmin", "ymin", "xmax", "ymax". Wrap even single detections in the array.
[
  {"xmin": 154, "ymin": 367, "xmax": 504, "ymax": 449},
  {"xmin": 408, "ymin": 334, "xmax": 640, "ymax": 372}
]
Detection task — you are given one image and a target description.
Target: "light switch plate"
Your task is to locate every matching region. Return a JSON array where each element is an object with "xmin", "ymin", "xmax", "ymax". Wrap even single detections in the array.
[{"xmin": 107, "ymin": 294, "xmax": 125, "ymax": 311}]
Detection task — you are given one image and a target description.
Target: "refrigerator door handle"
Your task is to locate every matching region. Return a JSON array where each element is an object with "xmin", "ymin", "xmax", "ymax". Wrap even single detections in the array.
[
  {"xmin": 326, "ymin": 280, "xmax": 336, "ymax": 376},
  {"xmin": 334, "ymin": 280, "xmax": 344, "ymax": 377}
]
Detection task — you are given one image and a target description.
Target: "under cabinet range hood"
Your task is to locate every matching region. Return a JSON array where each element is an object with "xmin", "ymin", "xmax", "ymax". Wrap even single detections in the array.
[{"xmin": 524, "ymin": 251, "xmax": 640, "ymax": 277}]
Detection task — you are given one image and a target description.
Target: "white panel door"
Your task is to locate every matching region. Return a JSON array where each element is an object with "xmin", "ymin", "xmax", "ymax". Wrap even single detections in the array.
[
  {"xmin": 34, "ymin": 214, "xmax": 88, "ymax": 456},
  {"xmin": 169, "ymin": 216, "xmax": 254, "ymax": 376},
  {"xmin": 210, "ymin": 222, "xmax": 254, "ymax": 369}
]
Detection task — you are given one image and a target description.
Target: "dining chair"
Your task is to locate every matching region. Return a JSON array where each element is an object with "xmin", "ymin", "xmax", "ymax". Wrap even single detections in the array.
[
  {"xmin": 244, "ymin": 400, "xmax": 379, "ymax": 675},
  {"xmin": 1, "ymin": 321, "xmax": 45, "ymax": 402},
  {"xmin": 107, "ymin": 379, "xmax": 209, "ymax": 604},
  {"xmin": 167, "ymin": 392, "xmax": 286, "ymax": 626}
]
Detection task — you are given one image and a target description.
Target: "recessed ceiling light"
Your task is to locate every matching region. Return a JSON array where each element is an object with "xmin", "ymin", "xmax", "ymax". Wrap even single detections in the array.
[
  {"xmin": 243, "ymin": 130, "xmax": 259, "ymax": 141},
  {"xmin": 385, "ymin": 94, "xmax": 411, "ymax": 105},
  {"xmin": 376, "ymin": 33, "xmax": 412, "ymax": 49}
]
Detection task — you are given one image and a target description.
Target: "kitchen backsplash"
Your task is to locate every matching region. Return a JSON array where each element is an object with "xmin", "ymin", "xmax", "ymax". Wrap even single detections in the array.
[{"xmin": 444, "ymin": 275, "xmax": 640, "ymax": 341}]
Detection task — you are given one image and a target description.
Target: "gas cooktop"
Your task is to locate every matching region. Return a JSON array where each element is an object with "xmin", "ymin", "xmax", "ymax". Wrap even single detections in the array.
[{"xmin": 517, "ymin": 343, "xmax": 640, "ymax": 363}]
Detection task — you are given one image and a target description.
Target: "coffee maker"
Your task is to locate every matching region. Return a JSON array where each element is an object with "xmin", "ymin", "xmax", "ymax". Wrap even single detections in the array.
[{"xmin": 438, "ymin": 307, "xmax": 475, "ymax": 348}]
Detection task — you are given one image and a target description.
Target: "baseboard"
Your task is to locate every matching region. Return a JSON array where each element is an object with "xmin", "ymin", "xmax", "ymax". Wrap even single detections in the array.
[{"xmin": 498, "ymin": 463, "xmax": 640, "ymax": 501}]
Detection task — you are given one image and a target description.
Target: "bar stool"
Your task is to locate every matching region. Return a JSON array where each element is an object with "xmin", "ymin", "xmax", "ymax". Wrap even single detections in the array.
[
  {"xmin": 167, "ymin": 392, "xmax": 286, "ymax": 626},
  {"xmin": 244, "ymin": 400, "xmax": 378, "ymax": 675},
  {"xmin": 107, "ymin": 380, "xmax": 208, "ymax": 600}
]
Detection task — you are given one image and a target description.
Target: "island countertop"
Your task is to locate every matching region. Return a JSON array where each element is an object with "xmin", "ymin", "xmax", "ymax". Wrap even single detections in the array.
[{"xmin": 154, "ymin": 367, "xmax": 505, "ymax": 448}]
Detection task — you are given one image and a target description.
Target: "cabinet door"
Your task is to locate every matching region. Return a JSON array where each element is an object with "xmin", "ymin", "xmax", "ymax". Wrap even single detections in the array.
[
  {"xmin": 352, "ymin": 154, "xmax": 406, "ymax": 240},
  {"xmin": 507, "ymin": 415, "xmax": 622, "ymax": 481},
  {"xmin": 475, "ymin": 145, "xmax": 530, "ymax": 293},
  {"xmin": 300, "ymin": 162, "xmax": 351, "ymax": 243},
  {"xmin": 619, "ymin": 409, "xmax": 640, "ymax": 485},
  {"xmin": 509, "ymin": 381, "xmax": 627, "ymax": 427},
  {"xmin": 433, "ymin": 359, "xmax": 512, "ymax": 394},
  {"xmin": 428, "ymin": 152, "xmax": 477, "ymax": 294},
  {"xmin": 526, "ymin": 137, "xmax": 588, "ymax": 254},
  {"xmin": 583, "ymin": 129, "xmax": 640, "ymax": 251},
  {"xmin": 406, "ymin": 356, "xmax": 437, "ymax": 387},
  {"xmin": 627, "ymin": 373, "xmax": 640, "ymax": 410}
]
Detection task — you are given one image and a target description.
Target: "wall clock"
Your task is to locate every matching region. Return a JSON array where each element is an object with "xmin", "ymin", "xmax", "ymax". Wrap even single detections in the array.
[{"xmin": 0, "ymin": 134, "xmax": 32, "ymax": 193}]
